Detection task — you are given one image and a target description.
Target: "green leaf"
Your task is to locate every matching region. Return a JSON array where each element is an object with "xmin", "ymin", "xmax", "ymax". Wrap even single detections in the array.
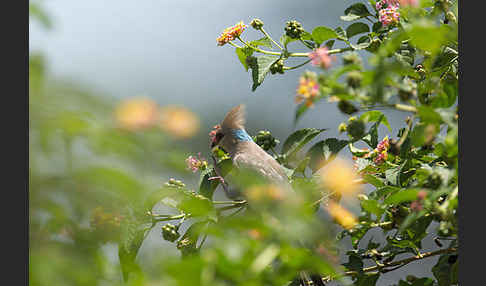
[
  {"xmin": 356, "ymin": 273, "xmax": 380, "ymax": 286},
  {"xmin": 235, "ymin": 47, "xmax": 253, "ymax": 71},
  {"xmin": 199, "ymin": 158, "xmax": 232, "ymax": 199},
  {"xmin": 29, "ymin": 3, "xmax": 52, "ymax": 29},
  {"xmin": 119, "ymin": 216, "xmax": 150, "ymax": 282},
  {"xmin": 384, "ymin": 189, "xmax": 419, "ymax": 205},
  {"xmin": 282, "ymin": 128, "xmax": 327, "ymax": 159},
  {"xmin": 362, "ymin": 174, "xmax": 385, "ymax": 188},
  {"xmin": 361, "ymin": 117, "xmax": 382, "ymax": 148},
  {"xmin": 432, "ymin": 254, "xmax": 458, "ymax": 286},
  {"xmin": 346, "ymin": 22, "xmax": 370, "ymax": 38},
  {"xmin": 360, "ymin": 110, "xmax": 391, "ymax": 132},
  {"xmin": 334, "ymin": 27, "xmax": 348, "ymax": 41},
  {"xmin": 311, "ymin": 26, "xmax": 339, "ymax": 45},
  {"xmin": 361, "ymin": 199, "xmax": 384, "ymax": 218},
  {"xmin": 293, "ymin": 156, "xmax": 310, "ymax": 176},
  {"xmin": 385, "ymin": 165, "xmax": 401, "ymax": 186},
  {"xmin": 407, "ymin": 24, "xmax": 448, "ymax": 55},
  {"xmin": 341, "ymin": 3, "xmax": 373, "ymax": 21},
  {"xmin": 279, "ymin": 34, "xmax": 298, "ymax": 49},
  {"xmin": 324, "ymin": 40, "xmax": 336, "ymax": 49},
  {"xmin": 306, "ymin": 138, "xmax": 349, "ymax": 172},
  {"xmin": 177, "ymin": 222, "xmax": 207, "ymax": 257},
  {"xmin": 247, "ymin": 55, "xmax": 279, "ymax": 91},
  {"xmin": 250, "ymin": 37, "xmax": 273, "ymax": 48},
  {"xmin": 294, "ymin": 103, "xmax": 310, "ymax": 125}
]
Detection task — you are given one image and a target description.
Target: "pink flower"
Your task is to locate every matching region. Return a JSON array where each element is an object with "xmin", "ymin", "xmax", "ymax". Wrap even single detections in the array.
[
  {"xmin": 379, "ymin": 5, "xmax": 400, "ymax": 26},
  {"xmin": 376, "ymin": 0, "xmax": 400, "ymax": 10},
  {"xmin": 185, "ymin": 153, "xmax": 207, "ymax": 172},
  {"xmin": 373, "ymin": 151, "xmax": 388, "ymax": 165},
  {"xmin": 376, "ymin": 136, "xmax": 390, "ymax": 153},
  {"xmin": 308, "ymin": 47, "xmax": 334, "ymax": 69},
  {"xmin": 399, "ymin": 0, "xmax": 418, "ymax": 7},
  {"xmin": 410, "ymin": 200, "xmax": 423, "ymax": 212},
  {"xmin": 217, "ymin": 21, "xmax": 247, "ymax": 46}
]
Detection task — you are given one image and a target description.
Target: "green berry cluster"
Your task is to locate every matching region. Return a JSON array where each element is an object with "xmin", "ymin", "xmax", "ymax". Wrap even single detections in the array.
[
  {"xmin": 165, "ymin": 178, "xmax": 186, "ymax": 188},
  {"xmin": 253, "ymin": 130, "xmax": 280, "ymax": 151},
  {"xmin": 347, "ymin": 117, "xmax": 366, "ymax": 140},
  {"xmin": 284, "ymin": 20, "xmax": 304, "ymax": 39},
  {"xmin": 270, "ymin": 59, "xmax": 285, "ymax": 74},
  {"xmin": 162, "ymin": 223, "xmax": 180, "ymax": 242}
]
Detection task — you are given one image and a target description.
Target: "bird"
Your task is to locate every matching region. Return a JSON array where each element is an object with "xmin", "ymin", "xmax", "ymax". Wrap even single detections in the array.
[{"xmin": 209, "ymin": 104, "xmax": 326, "ymax": 286}]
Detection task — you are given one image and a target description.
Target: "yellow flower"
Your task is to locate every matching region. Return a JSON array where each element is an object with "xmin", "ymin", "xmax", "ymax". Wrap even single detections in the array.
[
  {"xmin": 326, "ymin": 201, "xmax": 357, "ymax": 229},
  {"xmin": 159, "ymin": 106, "xmax": 200, "ymax": 139},
  {"xmin": 246, "ymin": 184, "xmax": 286, "ymax": 202},
  {"xmin": 114, "ymin": 97, "xmax": 159, "ymax": 131},
  {"xmin": 319, "ymin": 157, "xmax": 362, "ymax": 197},
  {"xmin": 295, "ymin": 77, "xmax": 320, "ymax": 107}
]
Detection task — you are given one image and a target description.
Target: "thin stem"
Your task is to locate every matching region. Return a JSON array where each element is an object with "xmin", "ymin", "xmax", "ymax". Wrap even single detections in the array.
[
  {"xmin": 228, "ymin": 41, "xmax": 243, "ymax": 49},
  {"xmin": 152, "ymin": 213, "xmax": 186, "ymax": 222},
  {"xmin": 213, "ymin": 200, "xmax": 247, "ymax": 205},
  {"xmin": 283, "ymin": 59, "xmax": 312, "ymax": 71},
  {"xmin": 237, "ymin": 36, "xmax": 281, "ymax": 56},
  {"xmin": 259, "ymin": 28, "xmax": 283, "ymax": 50}
]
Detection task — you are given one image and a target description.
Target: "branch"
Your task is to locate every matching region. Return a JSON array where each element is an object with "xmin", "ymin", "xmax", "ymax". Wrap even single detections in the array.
[{"xmin": 323, "ymin": 247, "xmax": 457, "ymax": 282}]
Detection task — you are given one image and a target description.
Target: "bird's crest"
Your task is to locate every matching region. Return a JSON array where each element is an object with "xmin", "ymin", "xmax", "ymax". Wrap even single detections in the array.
[{"xmin": 221, "ymin": 104, "xmax": 246, "ymax": 131}]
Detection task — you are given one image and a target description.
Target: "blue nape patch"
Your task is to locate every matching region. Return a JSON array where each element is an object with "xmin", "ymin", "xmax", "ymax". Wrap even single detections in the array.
[{"xmin": 231, "ymin": 129, "xmax": 253, "ymax": 142}]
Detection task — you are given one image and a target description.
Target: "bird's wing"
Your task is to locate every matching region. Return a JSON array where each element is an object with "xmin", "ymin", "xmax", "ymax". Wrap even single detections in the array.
[{"xmin": 232, "ymin": 142, "xmax": 289, "ymax": 185}]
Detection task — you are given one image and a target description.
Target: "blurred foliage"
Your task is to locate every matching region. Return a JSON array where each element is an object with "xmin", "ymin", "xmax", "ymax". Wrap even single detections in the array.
[{"xmin": 30, "ymin": 0, "xmax": 458, "ymax": 286}]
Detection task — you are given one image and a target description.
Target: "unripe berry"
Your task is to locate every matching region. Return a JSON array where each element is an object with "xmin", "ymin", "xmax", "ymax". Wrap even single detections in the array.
[
  {"xmin": 250, "ymin": 19, "xmax": 264, "ymax": 30},
  {"xmin": 285, "ymin": 20, "xmax": 304, "ymax": 39}
]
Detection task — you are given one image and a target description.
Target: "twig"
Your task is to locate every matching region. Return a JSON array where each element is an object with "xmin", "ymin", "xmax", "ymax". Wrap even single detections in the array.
[{"xmin": 323, "ymin": 247, "xmax": 457, "ymax": 282}]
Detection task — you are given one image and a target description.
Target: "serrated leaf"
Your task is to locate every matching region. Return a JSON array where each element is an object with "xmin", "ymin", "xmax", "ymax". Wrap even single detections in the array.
[
  {"xmin": 311, "ymin": 26, "xmax": 339, "ymax": 45},
  {"xmin": 247, "ymin": 55, "xmax": 279, "ymax": 91},
  {"xmin": 324, "ymin": 40, "xmax": 335, "ymax": 49},
  {"xmin": 346, "ymin": 22, "xmax": 370, "ymax": 38},
  {"xmin": 282, "ymin": 128, "xmax": 326, "ymax": 159}
]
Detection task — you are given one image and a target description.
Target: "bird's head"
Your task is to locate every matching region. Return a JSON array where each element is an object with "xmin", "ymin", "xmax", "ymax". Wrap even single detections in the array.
[{"xmin": 210, "ymin": 104, "xmax": 253, "ymax": 154}]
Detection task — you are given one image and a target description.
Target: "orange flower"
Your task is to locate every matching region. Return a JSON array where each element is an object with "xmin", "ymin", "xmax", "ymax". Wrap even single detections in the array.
[
  {"xmin": 115, "ymin": 97, "xmax": 159, "ymax": 131},
  {"xmin": 326, "ymin": 201, "xmax": 357, "ymax": 229},
  {"xmin": 159, "ymin": 106, "xmax": 200, "ymax": 139},
  {"xmin": 295, "ymin": 76, "xmax": 320, "ymax": 107},
  {"xmin": 217, "ymin": 21, "xmax": 247, "ymax": 46}
]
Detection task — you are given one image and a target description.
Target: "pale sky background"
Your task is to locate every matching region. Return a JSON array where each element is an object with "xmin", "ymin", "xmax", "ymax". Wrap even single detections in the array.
[{"xmin": 30, "ymin": 1, "xmax": 441, "ymax": 284}]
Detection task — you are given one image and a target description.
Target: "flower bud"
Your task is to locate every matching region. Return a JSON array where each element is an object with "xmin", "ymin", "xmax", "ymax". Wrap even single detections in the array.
[
  {"xmin": 338, "ymin": 122, "xmax": 347, "ymax": 133},
  {"xmin": 250, "ymin": 18, "xmax": 264, "ymax": 30},
  {"xmin": 347, "ymin": 119, "xmax": 366, "ymax": 140},
  {"xmin": 342, "ymin": 52, "xmax": 362, "ymax": 66}
]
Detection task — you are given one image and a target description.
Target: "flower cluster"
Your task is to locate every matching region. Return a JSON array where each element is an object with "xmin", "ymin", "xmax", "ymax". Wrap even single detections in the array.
[
  {"xmin": 185, "ymin": 153, "xmax": 208, "ymax": 173},
  {"xmin": 374, "ymin": 136, "xmax": 390, "ymax": 165},
  {"xmin": 410, "ymin": 190, "xmax": 427, "ymax": 212},
  {"xmin": 217, "ymin": 21, "xmax": 247, "ymax": 46},
  {"xmin": 115, "ymin": 97, "xmax": 159, "ymax": 131},
  {"xmin": 295, "ymin": 73, "xmax": 320, "ymax": 107},
  {"xmin": 376, "ymin": 0, "xmax": 400, "ymax": 26},
  {"xmin": 308, "ymin": 47, "xmax": 334, "ymax": 69}
]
